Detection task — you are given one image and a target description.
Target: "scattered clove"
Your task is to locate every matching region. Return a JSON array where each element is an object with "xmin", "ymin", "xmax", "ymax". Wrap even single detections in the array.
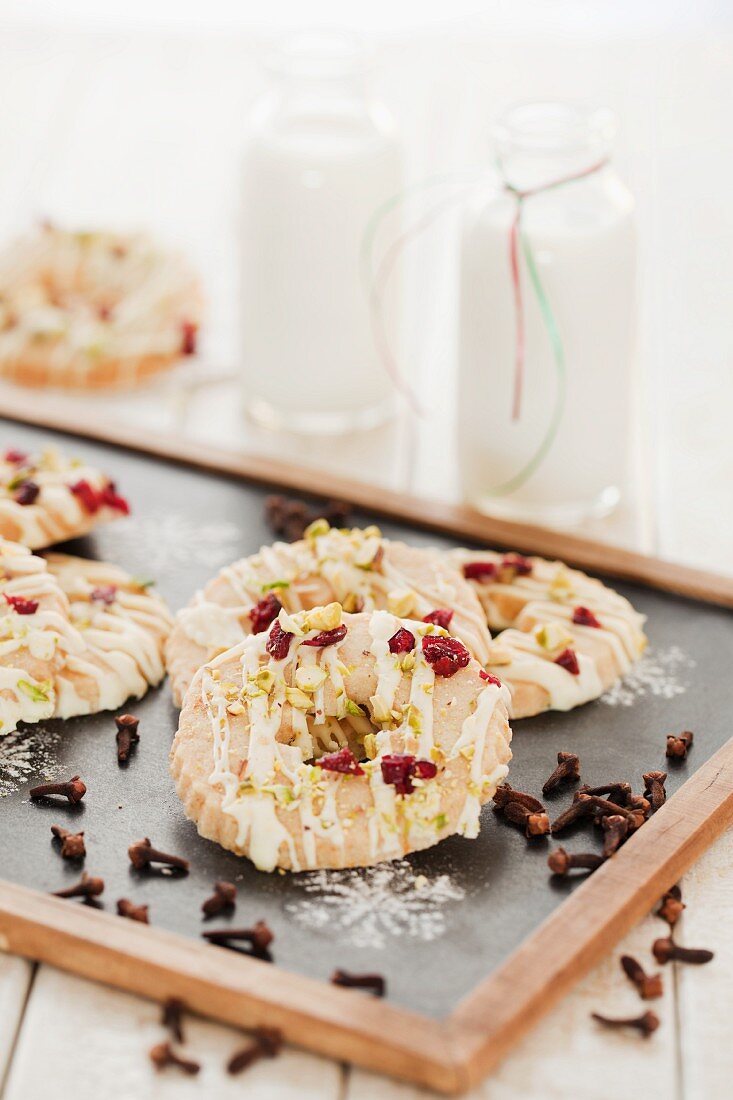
[
  {"xmin": 643, "ymin": 771, "xmax": 667, "ymax": 813},
  {"xmin": 52, "ymin": 872, "xmax": 104, "ymax": 900},
  {"xmin": 117, "ymin": 898, "xmax": 150, "ymax": 923},
  {"xmin": 652, "ymin": 937, "xmax": 714, "ymax": 966},
  {"xmin": 501, "ymin": 800, "xmax": 550, "ymax": 837},
  {"xmin": 331, "ymin": 969, "xmax": 386, "ymax": 997},
  {"xmin": 577, "ymin": 792, "xmax": 643, "ymax": 829},
  {"xmin": 51, "ymin": 824, "xmax": 86, "ymax": 859},
  {"xmin": 583, "ymin": 781, "xmax": 632, "ymax": 806},
  {"xmin": 149, "ymin": 1041, "xmax": 200, "ymax": 1076},
  {"xmin": 115, "ymin": 714, "xmax": 140, "ymax": 763},
  {"xmin": 493, "ymin": 783, "xmax": 546, "ymax": 814},
  {"xmin": 601, "ymin": 814, "xmax": 629, "ymax": 857},
  {"xmin": 161, "ymin": 998, "xmax": 186, "ymax": 1044},
  {"xmin": 201, "ymin": 880, "xmax": 237, "ymax": 918},
  {"xmin": 591, "ymin": 1011, "xmax": 659, "ymax": 1037},
  {"xmin": 620, "ymin": 955, "xmax": 663, "ymax": 999},
  {"xmin": 550, "ymin": 791, "xmax": 594, "ymax": 834},
  {"xmin": 30, "ymin": 775, "xmax": 86, "ymax": 804},
  {"xmin": 202, "ymin": 920, "xmax": 274, "ymax": 959},
  {"xmin": 128, "ymin": 838, "xmax": 190, "ymax": 873},
  {"xmin": 657, "ymin": 885, "xmax": 685, "ymax": 927},
  {"xmin": 227, "ymin": 1028, "xmax": 283, "ymax": 1075},
  {"xmin": 265, "ymin": 495, "xmax": 352, "ymax": 543},
  {"xmin": 547, "ymin": 847, "xmax": 605, "ymax": 876},
  {"xmin": 542, "ymin": 752, "xmax": 580, "ymax": 796},
  {"xmin": 666, "ymin": 730, "xmax": 694, "ymax": 760}
]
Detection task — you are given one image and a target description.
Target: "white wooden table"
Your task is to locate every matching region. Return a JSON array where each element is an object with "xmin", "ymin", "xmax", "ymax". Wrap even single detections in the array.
[{"xmin": 1, "ymin": 18, "xmax": 732, "ymax": 1098}]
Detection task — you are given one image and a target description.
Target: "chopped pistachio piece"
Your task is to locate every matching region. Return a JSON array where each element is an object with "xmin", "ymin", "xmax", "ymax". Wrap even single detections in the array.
[
  {"xmin": 285, "ymin": 686, "xmax": 313, "ymax": 710},
  {"xmin": 253, "ymin": 669, "xmax": 276, "ymax": 692},
  {"xmin": 304, "ymin": 518, "xmax": 330, "ymax": 540},
  {"xmin": 295, "ymin": 665, "xmax": 328, "ymax": 692},
  {"xmin": 534, "ymin": 622, "xmax": 573, "ymax": 652},
  {"xmin": 363, "ymin": 733, "xmax": 378, "ymax": 760},
  {"xmin": 306, "ymin": 602, "xmax": 343, "ymax": 631},
  {"xmin": 17, "ymin": 678, "xmax": 51, "ymax": 704},
  {"xmin": 344, "ymin": 698, "xmax": 366, "ymax": 718},
  {"xmin": 387, "ymin": 588, "xmax": 417, "ymax": 617},
  {"xmin": 277, "ymin": 608, "xmax": 305, "ymax": 636}
]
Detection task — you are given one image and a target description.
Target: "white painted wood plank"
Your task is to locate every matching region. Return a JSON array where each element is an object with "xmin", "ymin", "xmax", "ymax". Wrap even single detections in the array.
[
  {"xmin": 347, "ymin": 913, "xmax": 676, "ymax": 1100},
  {"xmin": 2, "ymin": 964, "xmax": 341, "ymax": 1100},
  {"xmin": 676, "ymin": 824, "xmax": 733, "ymax": 1099},
  {"xmin": 0, "ymin": 955, "xmax": 33, "ymax": 1090}
]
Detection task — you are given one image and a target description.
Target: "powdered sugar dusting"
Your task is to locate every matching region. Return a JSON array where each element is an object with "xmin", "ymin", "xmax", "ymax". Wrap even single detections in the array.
[
  {"xmin": 601, "ymin": 646, "xmax": 694, "ymax": 707},
  {"xmin": 286, "ymin": 860, "xmax": 465, "ymax": 949},
  {"xmin": 0, "ymin": 725, "xmax": 61, "ymax": 797},
  {"xmin": 97, "ymin": 513, "xmax": 243, "ymax": 575}
]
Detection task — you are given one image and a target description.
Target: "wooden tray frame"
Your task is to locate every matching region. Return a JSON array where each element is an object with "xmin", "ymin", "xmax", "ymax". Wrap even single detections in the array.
[{"xmin": 1, "ymin": 395, "xmax": 733, "ymax": 1095}]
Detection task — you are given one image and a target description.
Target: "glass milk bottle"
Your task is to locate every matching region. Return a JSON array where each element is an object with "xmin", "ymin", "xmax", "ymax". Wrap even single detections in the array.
[
  {"xmin": 458, "ymin": 103, "xmax": 636, "ymax": 525},
  {"xmin": 240, "ymin": 32, "xmax": 401, "ymax": 434}
]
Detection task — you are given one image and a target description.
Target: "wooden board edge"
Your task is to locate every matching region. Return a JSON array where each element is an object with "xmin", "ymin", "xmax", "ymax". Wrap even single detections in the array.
[
  {"xmin": 0, "ymin": 882, "xmax": 464, "ymax": 1095},
  {"xmin": 2, "ymin": 397, "xmax": 733, "ymax": 608},
  {"xmin": 444, "ymin": 738, "xmax": 733, "ymax": 1088}
]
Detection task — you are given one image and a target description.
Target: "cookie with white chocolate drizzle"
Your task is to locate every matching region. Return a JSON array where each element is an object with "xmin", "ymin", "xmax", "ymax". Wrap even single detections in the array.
[
  {"xmin": 170, "ymin": 604, "xmax": 512, "ymax": 871},
  {"xmin": 1, "ymin": 445, "xmax": 130, "ymax": 550},
  {"xmin": 448, "ymin": 549, "xmax": 647, "ymax": 718},
  {"xmin": 0, "ymin": 538, "xmax": 86, "ymax": 735},
  {"xmin": 44, "ymin": 554, "xmax": 173, "ymax": 718},
  {"xmin": 0, "ymin": 225, "xmax": 201, "ymax": 390},
  {"xmin": 166, "ymin": 521, "xmax": 492, "ymax": 707}
]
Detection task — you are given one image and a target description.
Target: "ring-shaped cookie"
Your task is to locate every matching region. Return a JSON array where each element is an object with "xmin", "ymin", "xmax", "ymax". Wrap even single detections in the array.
[{"xmin": 170, "ymin": 605, "xmax": 512, "ymax": 871}]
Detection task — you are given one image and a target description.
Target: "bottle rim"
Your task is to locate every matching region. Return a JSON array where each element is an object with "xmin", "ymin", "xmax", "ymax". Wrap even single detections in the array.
[{"xmin": 494, "ymin": 102, "xmax": 617, "ymax": 159}]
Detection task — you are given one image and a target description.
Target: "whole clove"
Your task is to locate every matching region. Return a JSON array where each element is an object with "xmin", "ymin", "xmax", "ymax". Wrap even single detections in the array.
[
  {"xmin": 128, "ymin": 838, "xmax": 189, "ymax": 873},
  {"xmin": 652, "ymin": 937, "xmax": 714, "ymax": 966},
  {"xmin": 583, "ymin": 781, "xmax": 632, "ymax": 806},
  {"xmin": 52, "ymin": 872, "xmax": 104, "ymax": 900},
  {"xmin": 643, "ymin": 771, "xmax": 667, "ymax": 813},
  {"xmin": 161, "ymin": 998, "xmax": 186, "ymax": 1044},
  {"xmin": 666, "ymin": 730, "xmax": 694, "ymax": 760},
  {"xmin": 331, "ymin": 969, "xmax": 386, "ymax": 997},
  {"xmin": 620, "ymin": 955, "xmax": 663, "ymax": 999},
  {"xmin": 202, "ymin": 920, "xmax": 274, "ymax": 959},
  {"xmin": 265, "ymin": 495, "xmax": 352, "ymax": 543},
  {"xmin": 227, "ymin": 1028, "xmax": 283, "ymax": 1075},
  {"xmin": 657, "ymin": 885, "xmax": 685, "ymax": 927},
  {"xmin": 51, "ymin": 824, "xmax": 86, "ymax": 859},
  {"xmin": 547, "ymin": 847, "xmax": 605, "ymax": 876},
  {"xmin": 501, "ymin": 800, "xmax": 550, "ymax": 837},
  {"xmin": 601, "ymin": 814, "xmax": 629, "ymax": 857},
  {"xmin": 201, "ymin": 880, "xmax": 237, "ymax": 918},
  {"xmin": 149, "ymin": 1041, "xmax": 200, "ymax": 1076},
  {"xmin": 115, "ymin": 713, "xmax": 140, "ymax": 763},
  {"xmin": 117, "ymin": 898, "xmax": 149, "ymax": 923},
  {"xmin": 550, "ymin": 791, "xmax": 594, "ymax": 834},
  {"xmin": 542, "ymin": 752, "xmax": 580, "ymax": 796},
  {"xmin": 493, "ymin": 783, "xmax": 546, "ymax": 814},
  {"xmin": 591, "ymin": 1010, "xmax": 659, "ymax": 1037},
  {"xmin": 30, "ymin": 775, "xmax": 86, "ymax": 804}
]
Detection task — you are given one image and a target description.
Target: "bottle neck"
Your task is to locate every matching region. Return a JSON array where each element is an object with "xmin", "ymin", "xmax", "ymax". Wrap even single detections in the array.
[{"xmin": 494, "ymin": 103, "xmax": 615, "ymax": 193}]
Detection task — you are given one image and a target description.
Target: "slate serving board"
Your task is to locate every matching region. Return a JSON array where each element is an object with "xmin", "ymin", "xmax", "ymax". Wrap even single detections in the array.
[{"xmin": 1, "ymin": 418, "xmax": 731, "ymax": 1020}]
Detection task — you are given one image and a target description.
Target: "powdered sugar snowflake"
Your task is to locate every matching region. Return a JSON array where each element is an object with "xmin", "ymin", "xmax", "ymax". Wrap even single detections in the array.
[
  {"xmin": 285, "ymin": 860, "xmax": 465, "ymax": 950},
  {"xmin": 601, "ymin": 645, "xmax": 694, "ymax": 707},
  {"xmin": 0, "ymin": 725, "xmax": 61, "ymax": 796},
  {"xmin": 96, "ymin": 512, "xmax": 244, "ymax": 575}
]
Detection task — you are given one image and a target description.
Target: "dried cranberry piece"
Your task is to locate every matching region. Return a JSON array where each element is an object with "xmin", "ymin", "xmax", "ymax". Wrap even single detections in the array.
[
  {"xmin": 502, "ymin": 553, "xmax": 532, "ymax": 575},
  {"xmin": 4, "ymin": 593, "xmax": 39, "ymax": 615},
  {"xmin": 181, "ymin": 320, "xmax": 198, "ymax": 356},
  {"xmin": 479, "ymin": 670, "xmax": 503, "ymax": 687},
  {"xmin": 302, "ymin": 625, "xmax": 347, "ymax": 648},
  {"xmin": 91, "ymin": 585, "xmax": 117, "ymax": 606},
  {"xmin": 462, "ymin": 561, "xmax": 497, "ymax": 582},
  {"xmin": 13, "ymin": 480, "xmax": 40, "ymax": 506},
  {"xmin": 380, "ymin": 753, "xmax": 437, "ymax": 795},
  {"xmin": 423, "ymin": 609, "xmax": 454, "ymax": 629},
  {"xmin": 421, "ymin": 635, "xmax": 470, "ymax": 678},
  {"xmin": 249, "ymin": 593, "xmax": 282, "ymax": 634},
  {"xmin": 413, "ymin": 759, "xmax": 438, "ymax": 780},
  {"xmin": 4, "ymin": 449, "xmax": 28, "ymax": 465},
  {"xmin": 555, "ymin": 648, "xmax": 580, "ymax": 676},
  {"xmin": 388, "ymin": 627, "xmax": 415, "ymax": 654},
  {"xmin": 317, "ymin": 747, "xmax": 364, "ymax": 776},
  {"xmin": 70, "ymin": 479, "xmax": 101, "ymax": 513},
  {"xmin": 380, "ymin": 753, "xmax": 417, "ymax": 795},
  {"xmin": 99, "ymin": 482, "xmax": 130, "ymax": 515},
  {"xmin": 266, "ymin": 621, "xmax": 293, "ymax": 660},
  {"xmin": 572, "ymin": 606, "xmax": 601, "ymax": 628}
]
